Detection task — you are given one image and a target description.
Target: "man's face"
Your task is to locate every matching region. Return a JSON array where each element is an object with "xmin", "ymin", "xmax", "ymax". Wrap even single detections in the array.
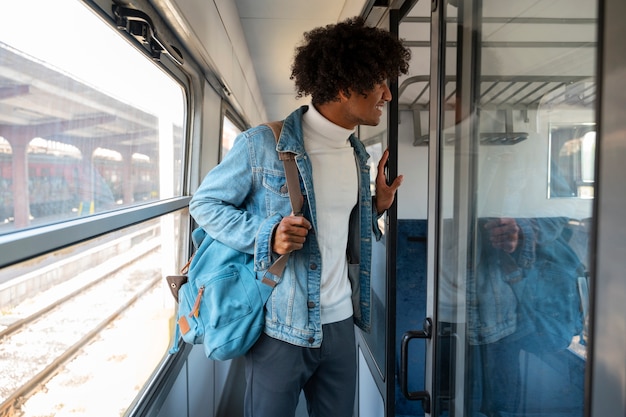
[{"xmin": 338, "ymin": 81, "xmax": 392, "ymax": 129}]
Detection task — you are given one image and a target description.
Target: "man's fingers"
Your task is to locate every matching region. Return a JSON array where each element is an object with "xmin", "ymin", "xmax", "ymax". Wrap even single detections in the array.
[
  {"xmin": 282, "ymin": 213, "xmax": 310, "ymax": 227},
  {"xmin": 272, "ymin": 214, "xmax": 312, "ymax": 255},
  {"xmin": 388, "ymin": 174, "xmax": 404, "ymax": 192},
  {"xmin": 377, "ymin": 149, "xmax": 390, "ymax": 175}
]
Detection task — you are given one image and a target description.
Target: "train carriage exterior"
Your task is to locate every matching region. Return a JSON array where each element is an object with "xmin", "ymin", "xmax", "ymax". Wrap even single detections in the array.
[{"xmin": 0, "ymin": 0, "xmax": 624, "ymax": 417}]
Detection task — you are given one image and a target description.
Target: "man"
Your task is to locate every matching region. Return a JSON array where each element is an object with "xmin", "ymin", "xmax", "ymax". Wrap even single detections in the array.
[{"xmin": 189, "ymin": 17, "xmax": 410, "ymax": 417}]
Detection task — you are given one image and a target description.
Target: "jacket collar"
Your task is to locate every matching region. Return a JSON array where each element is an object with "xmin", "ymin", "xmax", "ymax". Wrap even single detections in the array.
[{"xmin": 275, "ymin": 105, "xmax": 308, "ymax": 156}]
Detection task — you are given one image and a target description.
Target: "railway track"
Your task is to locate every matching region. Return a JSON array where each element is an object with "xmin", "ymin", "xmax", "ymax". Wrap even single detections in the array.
[{"xmin": 0, "ymin": 238, "xmax": 164, "ymax": 417}]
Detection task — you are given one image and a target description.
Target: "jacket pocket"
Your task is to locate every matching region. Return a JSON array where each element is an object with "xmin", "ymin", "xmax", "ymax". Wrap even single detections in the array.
[{"xmin": 262, "ymin": 170, "xmax": 292, "ymax": 214}]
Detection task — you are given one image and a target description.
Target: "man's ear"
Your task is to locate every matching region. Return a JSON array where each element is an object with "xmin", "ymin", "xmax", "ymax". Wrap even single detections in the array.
[{"xmin": 337, "ymin": 89, "xmax": 351, "ymax": 102}]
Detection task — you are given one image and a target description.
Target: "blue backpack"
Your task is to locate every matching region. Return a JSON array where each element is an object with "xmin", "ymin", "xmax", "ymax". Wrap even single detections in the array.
[
  {"xmin": 169, "ymin": 227, "xmax": 277, "ymax": 360},
  {"xmin": 168, "ymin": 121, "xmax": 302, "ymax": 360}
]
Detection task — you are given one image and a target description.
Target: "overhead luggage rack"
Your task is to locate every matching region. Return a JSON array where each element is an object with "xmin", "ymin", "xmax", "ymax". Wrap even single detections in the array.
[{"xmin": 399, "ymin": 75, "xmax": 595, "ymax": 146}]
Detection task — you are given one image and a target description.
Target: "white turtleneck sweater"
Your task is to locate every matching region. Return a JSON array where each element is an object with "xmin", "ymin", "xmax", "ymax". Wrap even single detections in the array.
[{"xmin": 302, "ymin": 105, "xmax": 358, "ymax": 325}]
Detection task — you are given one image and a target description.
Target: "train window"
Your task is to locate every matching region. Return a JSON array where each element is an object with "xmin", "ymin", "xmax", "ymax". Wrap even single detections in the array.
[
  {"xmin": 220, "ymin": 114, "xmax": 242, "ymax": 160},
  {"xmin": 0, "ymin": 211, "xmax": 186, "ymax": 415},
  {"xmin": 548, "ymin": 123, "xmax": 596, "ymax": 199},
  {"xmin": 365, "ymin": 139, "xmax": 385, "ymax": 192},
  {"xmin": 0, "ymin": 0, "xmax": 186, "ymax": 234},
  {"xmin": 0, "ymin": 0, "xmax": 191, "ymax": 415}
]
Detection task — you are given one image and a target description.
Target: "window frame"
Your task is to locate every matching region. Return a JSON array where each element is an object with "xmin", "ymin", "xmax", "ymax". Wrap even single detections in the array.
[{"xmin": 0, "ymin": 197, "xmax": 190, "ymax": 268}]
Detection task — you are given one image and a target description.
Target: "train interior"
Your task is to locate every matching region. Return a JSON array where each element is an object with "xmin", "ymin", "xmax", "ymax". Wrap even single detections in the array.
[{"xmin": 0, "ymin": 0, "xmax": 624, "ymax": 417}]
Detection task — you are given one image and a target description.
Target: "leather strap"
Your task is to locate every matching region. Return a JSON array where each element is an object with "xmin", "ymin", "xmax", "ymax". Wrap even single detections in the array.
[
  {"xmin": 263, "ymin": 121, "xmax": 303, "ymax": 281},
  {"xmin": 281, "ymin": 155, "xmax": 304, "ymax": 216}
]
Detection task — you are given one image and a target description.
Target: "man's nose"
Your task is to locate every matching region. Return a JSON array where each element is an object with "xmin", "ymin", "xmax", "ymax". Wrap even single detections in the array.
[{"xmin": 382, "ymin": 83, "xmax": 392, "ymax": 101}]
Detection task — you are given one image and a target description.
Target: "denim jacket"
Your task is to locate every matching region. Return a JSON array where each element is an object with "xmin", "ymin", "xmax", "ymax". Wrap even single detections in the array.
[
  {"xmin": 467, "ymin": 218, "xmax": 535, "ymax": 345},
  {"xmin": 468, "ymin": 217, "xmax": 583, "ymax": 348},
  {"xmin": 189, "ymin": 105, "xmax": 382, "ymax": 348}
]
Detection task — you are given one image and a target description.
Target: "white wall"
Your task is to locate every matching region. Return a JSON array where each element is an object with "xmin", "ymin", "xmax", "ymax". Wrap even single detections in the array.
[
  {"xmin": 168, "ymin": 0, "xmax": 266, "ymax": 125},
  {"xmin": 396, "ymin": 107, "xmax": 594, "ymax": 221},
  {"xmin": 358, "ymin": 349, "xmax": 384, "ymax": 417},
  {"xmin": 398, "ymin": 110, "xmax": 429, "ymax": 220}
]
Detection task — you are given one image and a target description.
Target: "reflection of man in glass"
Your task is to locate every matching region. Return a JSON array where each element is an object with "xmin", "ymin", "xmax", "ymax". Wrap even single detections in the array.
[{"xmin": 469, "ymin": 216, "xmax": 585, "ymax": 417}]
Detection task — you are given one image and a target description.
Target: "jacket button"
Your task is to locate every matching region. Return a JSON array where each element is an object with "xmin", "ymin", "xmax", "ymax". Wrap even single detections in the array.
[
  {"xmin": 307, "ymin": 301, "xmax": 315, "ymax": 308},
  {"xmin": 280, "ymin": 184, "xmax": 288, "ymax": 193},
  {"xmin": 308, "ymin": 337, "xmax": 315, "ymax": 344},
  {"xmin": 310, "ymin": 263, "xmax": 317, "ymax": 270}
]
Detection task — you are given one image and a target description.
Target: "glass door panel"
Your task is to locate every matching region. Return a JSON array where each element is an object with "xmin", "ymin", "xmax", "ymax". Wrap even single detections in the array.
[
  {"xmin": 436, "ymin": 1, "xmax": 596, "ymax": 416},
  {"xmin": 396, "ymin": 1, "xmax": 433, "ymax": 416}
]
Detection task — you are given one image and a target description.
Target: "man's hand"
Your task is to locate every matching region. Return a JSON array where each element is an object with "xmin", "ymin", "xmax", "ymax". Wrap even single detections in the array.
[
  {"xmin": 484, "ymin": 217, "xmax": 520, "ymax": 254},
  {"xmin": 272, "ymin": 214, "xmax": 312, "ymax": 255},
  {"xmin": 375, "ymin": 149, "xmax": 403, "ymax": 214}
]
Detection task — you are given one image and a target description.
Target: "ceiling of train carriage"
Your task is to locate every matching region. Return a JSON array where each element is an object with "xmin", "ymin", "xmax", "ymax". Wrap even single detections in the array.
[{"xmin": 234, "ymin": 0, "xmax": 369, "ymax": 121}]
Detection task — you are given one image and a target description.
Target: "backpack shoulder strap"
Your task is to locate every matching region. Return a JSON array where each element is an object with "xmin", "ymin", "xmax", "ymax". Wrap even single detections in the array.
[{"xmin": 261, "ymin": 121, "xmax": 304, "ymax": 280}]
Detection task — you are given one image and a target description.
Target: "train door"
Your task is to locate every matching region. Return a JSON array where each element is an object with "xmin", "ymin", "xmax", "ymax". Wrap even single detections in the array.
[{"xmin": 395, "ymin": 0, "xmax": 625, "ymax": 416}]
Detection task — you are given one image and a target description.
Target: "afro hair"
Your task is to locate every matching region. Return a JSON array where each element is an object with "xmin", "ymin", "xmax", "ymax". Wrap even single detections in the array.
[{"xmin": 290, "ymin": 17, "xmax": 411, "ymax": 105}]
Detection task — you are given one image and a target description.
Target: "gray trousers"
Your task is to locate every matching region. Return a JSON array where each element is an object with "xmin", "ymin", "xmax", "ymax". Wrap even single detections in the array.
[{"xmin": 244, "ymin": 317, "xmax": 356, "ymax": 417}]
